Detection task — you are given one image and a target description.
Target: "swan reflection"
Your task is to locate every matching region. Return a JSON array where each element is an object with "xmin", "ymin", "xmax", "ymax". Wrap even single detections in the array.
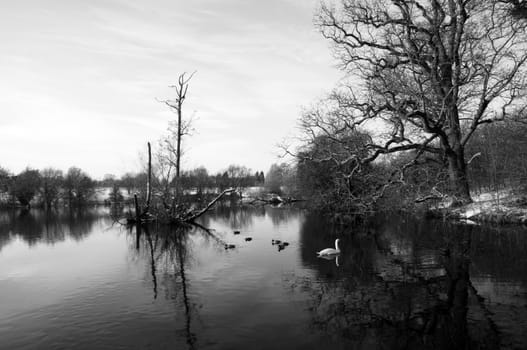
[{"xmin": 317, "ymin": 254, "xmax": 340, "ymax": 266}]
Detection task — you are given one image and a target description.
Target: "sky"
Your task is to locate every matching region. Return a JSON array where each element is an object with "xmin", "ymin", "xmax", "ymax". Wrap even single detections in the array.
[{"xmin": 0, "ymin": 0, "xmax": 341, "ymax": 179}]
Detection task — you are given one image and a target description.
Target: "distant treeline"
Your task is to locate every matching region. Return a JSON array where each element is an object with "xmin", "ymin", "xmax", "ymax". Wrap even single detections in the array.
[
  {"xmin": 145, "ymin": 165, "xmax": 265, "ymax": 196},
  {"xmin": 0, "ymin": 167, "xmax": 96, "ymax": 209},
  {"xmin": 0, "ymin": 164, "xmax": 265, "ymax": 209}
]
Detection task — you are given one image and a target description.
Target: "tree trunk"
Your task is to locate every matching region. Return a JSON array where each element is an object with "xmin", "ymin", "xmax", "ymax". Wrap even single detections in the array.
[
  {"xmin": 445, "ymin": 102, "xmax": 472, "ymax": 206},
  {"xmin": 144, "ymin": 142, "xmax": 152, "ymax": 214},
  {"xmin": 134, "ymin": 194, "xmax": 140, "ymax": 222},
  {"xmin": 446, "ymin": 150, "xmax": 472, "ymax": 205},
  {"xmin": 176, "ymin": 100, "xmax": 182, "ymax": 180}
]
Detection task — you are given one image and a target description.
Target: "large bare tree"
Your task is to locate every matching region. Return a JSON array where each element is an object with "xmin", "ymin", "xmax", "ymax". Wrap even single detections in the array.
[{"xmin": 310, "ymin": 0, "xmax": 527, "ymax": 204}]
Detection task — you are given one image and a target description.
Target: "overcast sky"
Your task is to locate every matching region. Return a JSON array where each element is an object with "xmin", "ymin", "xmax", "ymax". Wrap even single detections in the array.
[{"xmin": 0, "ymin": 0, "xmax": 341, "ymax": 179}]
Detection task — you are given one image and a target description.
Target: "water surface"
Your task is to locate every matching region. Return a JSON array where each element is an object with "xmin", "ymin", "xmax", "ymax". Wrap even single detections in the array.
[{"xmin": 0, "ymin": 206, "xmax": 526, "ymax": 349}]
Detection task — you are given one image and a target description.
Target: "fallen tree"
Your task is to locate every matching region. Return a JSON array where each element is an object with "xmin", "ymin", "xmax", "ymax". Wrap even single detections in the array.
[
  {"xmin": 247, "ymin": 194, "xmax": 304, "ymax": 205},
  {"xmin": 162, "ymin": 188, "xmax": 236, "ymax": 224}
]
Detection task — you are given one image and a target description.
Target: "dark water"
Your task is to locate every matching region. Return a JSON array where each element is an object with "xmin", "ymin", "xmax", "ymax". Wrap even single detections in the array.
[{"xmin": 0, "ymin": 206, "xmax": 526, "ymax": 349}]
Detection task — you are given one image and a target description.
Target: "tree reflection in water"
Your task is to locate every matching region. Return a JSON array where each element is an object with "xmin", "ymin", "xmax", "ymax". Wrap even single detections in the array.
[
  {"xmin": 295, "ymin": 214, "xmax": 501, "ymax": 349},
  {"xmin": 202, "ymin": 203, "xmax": 301, "ymax": 231},
  {"xmin": 204, "ymin": 204, "xmax": 262, "ymax": 230},
  {"xmin": 132, "ymin": 223, "xmax": 226, "ymax": 350},
  {"xmin": 0, "ymin": 207, "xmax": 103, "ymax": 251}
]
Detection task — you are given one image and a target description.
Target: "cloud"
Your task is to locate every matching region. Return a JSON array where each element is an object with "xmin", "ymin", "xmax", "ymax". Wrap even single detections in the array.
[{"xmin": 0, "ymin": 0, "xmax": 341, "ymax": 177}]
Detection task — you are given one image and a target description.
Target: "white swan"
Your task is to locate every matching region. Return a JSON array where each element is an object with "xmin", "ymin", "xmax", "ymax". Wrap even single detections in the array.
[{"xmin": 317, "ymin": 239, "xmax": 341, "ymax": 256}]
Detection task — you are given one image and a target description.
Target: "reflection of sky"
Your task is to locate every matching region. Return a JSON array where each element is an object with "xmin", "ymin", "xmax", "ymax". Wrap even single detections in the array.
[
  {"xmin": 0, "ymin": 0, "xmax": 340, "ymax": 177},
  {"xmin": 0, "ymin": 224, "xmax": 139, "ymax": 319}
]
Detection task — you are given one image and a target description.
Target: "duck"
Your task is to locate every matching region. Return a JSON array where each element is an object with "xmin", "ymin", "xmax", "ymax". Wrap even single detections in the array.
[
  {"xmin": 276, "ymin": 241, "xmax": 290, "ymax": 251},
  {"xmin": 224, "ymin": 244, "xmax": 236, "ymax": 249},
  {"xmin": 233, "ymin": 230, "xmax": 241, "ymax": 235},
  {"xmin": 272, "ymin": 239, "xmax": 281, "ymax": 245},
  {"xmin": 316, "ymin": 239, "xmax": 341, "ymax": 256},
  {"xmin": 245, "ymin": 237, "xmax": 252, "ymax": 242}
]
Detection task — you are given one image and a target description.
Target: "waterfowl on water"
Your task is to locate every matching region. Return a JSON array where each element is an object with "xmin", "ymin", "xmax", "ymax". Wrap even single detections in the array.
[
  {"xmin": 276, "ymin": 241, "xmax": 290, "ymax": 251},
  {"xmin": 272, "ymin": 239, "xmax": 281, "ymax": 245},
  {"xmin": 245, "ymin": 237, "xmax": 252, "ymax": 242},
  {"xmin": 317, "ymin": 239, "xmax": 341, "ymax": 256},
  {"xmin": 224, "ymin": 244, "xmax": 236, "ymax": 249},
  {"xmin": 234, "ymin": 230, "xmax": 241, "ymax": 235}
]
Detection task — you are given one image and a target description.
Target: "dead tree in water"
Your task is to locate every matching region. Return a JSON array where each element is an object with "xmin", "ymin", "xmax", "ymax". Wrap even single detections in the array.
[
  {"xmin": 129, "ymin": 141, "xmax": 234, "ymax": 225},
  {"xmin": 159, "ymin": 71, "xmax": 196, "ymax": 197},
  {"xmin": 130, "ymin": 187, "xmax": 235, "ymax": 225},
  {"xmin": 128, "ymin": 72, "xmax": 234, "ymax": 226},
  {"xmin": 131, "ymin": 142, "xmax": 154, "ymax": 224},
  {"xmin": 145, "ymin": 141, "xmax": 152, "ymax": 213}
]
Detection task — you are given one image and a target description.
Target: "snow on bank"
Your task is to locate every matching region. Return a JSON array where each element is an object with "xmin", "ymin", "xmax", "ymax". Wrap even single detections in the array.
[{"xmin": 431, "ymin": 188, "xmax": 527, "ymax": 225}]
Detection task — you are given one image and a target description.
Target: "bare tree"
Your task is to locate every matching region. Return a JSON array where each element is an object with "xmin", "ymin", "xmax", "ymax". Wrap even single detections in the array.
[
  {"xmin": 127, "ymin": 72, "xmax": 237, "ymax": 224},
  {"xmin": 308, "ymin": 0, "xmax": 527, "ymax": 204},
  {"xmin": 265, "ymin": 163, "xmax": 296, "ymax": 195},
  {"xmin": 188, "ymin": 166, "xmax": 210, "ymax": 195},
  {"xmin": 0, "ymin": 166, "xmax": 11, "ymax": 193},
  {"xmin": 225, "ymin": 165, "xmax": 252, "ymax": 191},
  {"xmin": 64, "ymin": 167, "xmax": 95, "ymax": 206},
  {"xmin": 40, "ymin": 168, "xmax": 63, "ymax": 209},
  {"xmin": 159, "ymin": 71, "xmax": 196, "ymax": 197}
]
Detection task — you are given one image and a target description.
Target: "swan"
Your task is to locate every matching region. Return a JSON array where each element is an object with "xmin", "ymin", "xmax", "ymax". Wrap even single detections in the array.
[{"xmin": 317, "ymin": 239, "xmax": 341, "ymax": 256}]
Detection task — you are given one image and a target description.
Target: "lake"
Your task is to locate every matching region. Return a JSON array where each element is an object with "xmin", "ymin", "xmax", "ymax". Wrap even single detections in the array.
[{"xmin": 0, "ymin": 205, "xmax": 526, "ymax": 349}]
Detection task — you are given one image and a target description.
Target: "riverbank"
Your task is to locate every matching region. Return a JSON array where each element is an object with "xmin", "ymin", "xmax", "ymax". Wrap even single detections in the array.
[{"xmin": 428, "ymin": 188, "xmax": 527, "ymax": 225}]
